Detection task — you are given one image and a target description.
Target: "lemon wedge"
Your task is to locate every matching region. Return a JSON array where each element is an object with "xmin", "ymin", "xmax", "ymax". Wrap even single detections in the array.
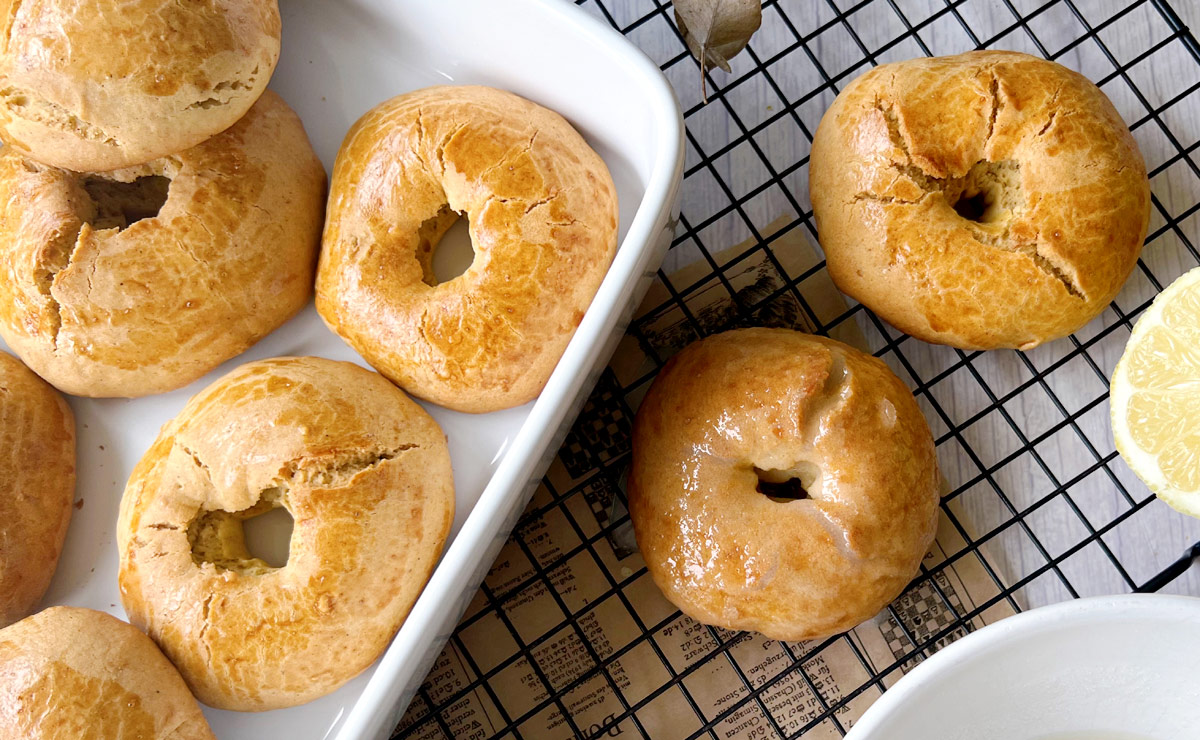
[{"xmin": 1111, "ymin": 266, "xmax": 1200, "ymax": 519}]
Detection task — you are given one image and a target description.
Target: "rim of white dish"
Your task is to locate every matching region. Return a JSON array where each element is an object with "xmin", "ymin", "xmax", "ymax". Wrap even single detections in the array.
[
  {"xmin": 334, "ymin": 0, "xmax": 686, "ymax": 738},
  {"xmin": 844, "ymin": 593, "xmax": 1200, "ymax": 739}
]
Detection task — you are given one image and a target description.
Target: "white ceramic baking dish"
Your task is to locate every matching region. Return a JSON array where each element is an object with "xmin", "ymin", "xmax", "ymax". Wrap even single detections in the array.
[
  {"xmin": 844, "ymin": 594, "xmax": 1200, "ymax": 740},
  {"xmin": 29, "ymin": 1, "xmax": 683, "ymax": 738}
]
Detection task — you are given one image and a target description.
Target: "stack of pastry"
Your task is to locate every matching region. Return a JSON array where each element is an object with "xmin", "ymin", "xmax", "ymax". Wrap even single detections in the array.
[
  {"xmin": 0, "ymin": 0, "xmax": 625, "ymax": 732},
  {"xmin": 0, "ymin": 1, "xmax": 319, "ymax": 735},
  {"xmin": 0, "ymin": 1, "xmax": 314, "ymax": 734},
  {"xmin": 0, "ymin": 0, "xmax": 325, "ymax": 398}
]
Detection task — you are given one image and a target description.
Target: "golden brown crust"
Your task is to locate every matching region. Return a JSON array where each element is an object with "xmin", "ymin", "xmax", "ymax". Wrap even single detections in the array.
[
  {"xmin": 316, "ymin": 85, "xmax": 619, "ymax": 413},
  {"xmin": 117, "ymin": 357, "xmax": 455, "ymax": 711},
  {"xmin": 0, "ymin": 351, "xmax": 73, "ymax": 627},
  {"xmin": 0, "ymin": 606, "xmax": 215, "ymax": 740},
  {"xmin": 0, "ymin": 91, "xmax": 326, "ymax": 398},
  {"xmin": 0, "ymin": 0, "xmax": 280, "ymax": 171},
  {"xmin": 628, "ymin": 329, "xmax": 939, "ymax": 642},
  {"xmin": 810, "ymin": 51, "xmax": 1150, "ymax": 350}
]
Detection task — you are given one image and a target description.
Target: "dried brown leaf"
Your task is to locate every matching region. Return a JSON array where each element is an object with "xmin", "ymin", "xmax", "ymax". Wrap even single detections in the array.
[{"xmin": 673, "ymin": 0, "xmax": 763, "ymax": 101}]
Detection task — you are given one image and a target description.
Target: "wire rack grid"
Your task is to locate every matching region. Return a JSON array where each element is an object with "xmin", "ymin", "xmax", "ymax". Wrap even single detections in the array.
[{"xmin": 394, "ymin": 0, "xmax": 1200, "ymax": 738}]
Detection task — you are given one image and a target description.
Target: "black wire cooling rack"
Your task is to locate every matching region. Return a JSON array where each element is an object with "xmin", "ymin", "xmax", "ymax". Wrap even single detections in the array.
[{"xmin": 395, "ymin": 0, "xmax": 1200, "ymax": 737}]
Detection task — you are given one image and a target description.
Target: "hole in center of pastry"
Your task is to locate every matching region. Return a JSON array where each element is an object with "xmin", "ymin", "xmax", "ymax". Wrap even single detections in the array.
[
  {"xmin": 754, "ymin": 462, "xmax": 820, "ymax": 504},
  {"xmin": 416, "ymin": 205, "xmax": 475, "ymax": 287},
  {"xmin": 952, "ymin": 190, "xmax": 991, "ymax": 222},
  {"xmin": 187, "ymin": 488, "xmax": 292, "ymax": 573},
  {"xmin": 241, "ymin": 506, "xmax": 294, "ymax": 568},
  {"xmin": 946, "ymin": 159, "xmax": 1020, "ymax": 225},
  {"xmin": 81, "ymin": 174, "xmax": 170, "ymax": 231}
]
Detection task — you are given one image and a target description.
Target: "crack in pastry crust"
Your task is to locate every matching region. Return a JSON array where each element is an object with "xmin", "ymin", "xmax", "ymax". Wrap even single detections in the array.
[
  {"xmin": 116, "ymin": 357, "xmax": 455, "ymax": 711},
  {"xmin": 812, "ymin": 51, "xmax": 1150, "ymax": 350},
  {"xmin": 316, "ymin": 85, "xmax": 619, "ymax": 413},
  {"xmin": 0, "ymin": 92, "xmax": 326, "ymax": 397}
]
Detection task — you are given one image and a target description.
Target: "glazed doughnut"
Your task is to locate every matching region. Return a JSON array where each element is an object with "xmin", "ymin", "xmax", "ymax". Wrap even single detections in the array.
[
  {"xmin": 0, "ymin": 607, "xmax": 214, "ymax": 740},
  {"xmin": 316, "ymin": 85, "xmax": 618, "ymax": 413},
  {"xmin": 117, "ymin": 357, "xmax": 454, "ymax": 711},
  {"xmin": 629, "ymin": 328, "xmax": 939, "ymax": 641},
  {"xmin": 810, "ymin": 51, "xmax": 1149, "ymax": 350},
  {"xmin": 0, "ymin": 351, "xmax": 74, "ymax": 627},
  {"xmin": 0, "ymin": 0, "xmax": 280, "ymax": 171},
  {"xmin": 0, "ymin": 91, "xmax": 325, "ymax": 398}
]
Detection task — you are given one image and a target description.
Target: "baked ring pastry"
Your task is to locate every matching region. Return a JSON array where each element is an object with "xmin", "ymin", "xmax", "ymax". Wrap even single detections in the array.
[
  {"xmin": 0, "ymin": 351, "xmax": 74, "ymax": 627},
  {"xmin": 629, "ymin": 328, "xmax": 939, "ymax": 641},
  {"xmin": 0, "ymin": 606, "xmax": 215, "ymax": 739},
  {"xmin": 316, "ymin": 85, "xmax": 619, "ymax": 413},
  {"xmin": 0, "ymin": 0, "xmax": 280, "ymax": 171},
  {"xmin": 0, "ymin": 91, "xmax": 325, "ymax": 398},
  {"xmin": 118, "ymin": 356, "xmax": 454, "ymax": 711},
  {"xmin": 810, "ymin": 51, "xmax": 1150, "ymax": 350}
]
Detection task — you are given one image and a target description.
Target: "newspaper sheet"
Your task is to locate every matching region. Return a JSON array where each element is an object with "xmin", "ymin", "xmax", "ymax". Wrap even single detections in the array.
[{"xmin": 395, "ymin": 222, "xmax": 1019, "ymax": 739}]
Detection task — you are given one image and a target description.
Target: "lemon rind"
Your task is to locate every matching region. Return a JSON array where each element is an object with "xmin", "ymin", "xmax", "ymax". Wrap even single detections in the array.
[{"xmin": 1109, "ymin": 266, "xmax": 1200, "ymax": 519}]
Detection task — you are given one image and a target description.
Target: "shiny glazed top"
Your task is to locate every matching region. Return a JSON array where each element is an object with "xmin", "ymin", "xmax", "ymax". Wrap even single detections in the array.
[
  {"xmin": 0, "ymin": 606, "xmax": 214, "ymax": 740},
  {"xmin": 629, "ymin": 328, "xmax": 940, "ymax": 641}
]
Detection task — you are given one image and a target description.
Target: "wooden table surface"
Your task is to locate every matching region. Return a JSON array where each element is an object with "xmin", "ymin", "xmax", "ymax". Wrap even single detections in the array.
[{"xmin": 583, "ymin": 0, "xmax": 1200, "ymax": 603}]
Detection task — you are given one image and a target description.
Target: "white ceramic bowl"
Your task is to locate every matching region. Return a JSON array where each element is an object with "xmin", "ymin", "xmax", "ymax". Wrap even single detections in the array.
[
  {"xmin": 30, "ymin": 1, "xmax": 683, "ymax": 738},
  {"xmin": 845, "ymin": 594, "xmax": 1200, "ymax": 740}
]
